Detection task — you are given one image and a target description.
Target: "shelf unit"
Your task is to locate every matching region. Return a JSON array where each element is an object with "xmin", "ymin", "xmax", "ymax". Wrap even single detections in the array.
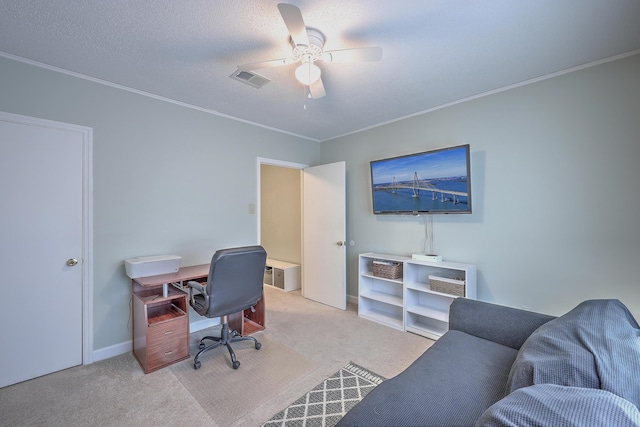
[
  {"xmin": 358, "ymin": 253, "xmax": 410, "ymax": 331},
  {"xmin": 264, "ymin": 258, "xmax": 301, "ymax": 292},
  {"xmin": 404, "ymin": 259, "xmax": 476, "ymax": 340},
  {"xmin": 358, "ymin": 252, "xmax": 477, "ymax": 340}
]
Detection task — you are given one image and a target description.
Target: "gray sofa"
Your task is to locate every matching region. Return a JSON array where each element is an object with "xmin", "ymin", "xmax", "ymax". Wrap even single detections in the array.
[{"xmin": 337, "ymin": 298, "xmax": 640, "ymax": 427}]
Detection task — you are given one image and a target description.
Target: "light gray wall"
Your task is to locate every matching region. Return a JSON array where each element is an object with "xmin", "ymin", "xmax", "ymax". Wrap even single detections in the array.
[
  {"xmin": 0, "ymin": 56, "xmax": 319, "ymax": 352},
  {"xmin": 2, "ymin": 52, "xmax": 639, "ymax": 354},
  {"xmin": 260, "ymin": 165, "xmax": 302, "ymax": 265},
  {"xmin": 318, "ymin": 54, "xmax": 640, "ymax": 319}
]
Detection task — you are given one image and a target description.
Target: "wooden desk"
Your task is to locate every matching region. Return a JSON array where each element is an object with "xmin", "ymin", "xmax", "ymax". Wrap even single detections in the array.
[{"xmin": 132, "ymin": 264, "xmax": 266, "ymax": 373}]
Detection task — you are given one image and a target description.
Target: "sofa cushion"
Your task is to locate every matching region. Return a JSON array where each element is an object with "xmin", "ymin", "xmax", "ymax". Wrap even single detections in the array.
[
  {"xmin": 476, "ymin": 384, "xmax": 640, "ymax": 427},
  {"xmin": 449, "ymin": 298, "xmax": 555, "ymax": 350},
  {"xmin": 505, "ymin": 299, "xmax": 640, "ymax": 407},
  {"xmin": 336, "ymin": 330, "xmax": 518, "ymax": 427}
]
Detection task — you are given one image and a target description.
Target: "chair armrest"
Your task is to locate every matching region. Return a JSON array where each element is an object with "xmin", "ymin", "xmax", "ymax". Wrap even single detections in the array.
[
  {"xmin": 449, "ymin": 298, "xmax": 556, "ymax": 350},
  {"xmin": 187, "ymin": 280, "xmax": 207, "ymax": 293},
  {"xmin": 187, "ymin": 280, "xmax": 209, "ymax": 306}
]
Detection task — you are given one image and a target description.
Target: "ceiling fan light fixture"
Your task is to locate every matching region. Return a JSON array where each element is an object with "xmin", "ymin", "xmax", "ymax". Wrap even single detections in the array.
[
  {"xmin": 236, "ymin": 4, "xmax": 380, "ymax": 99},
  {"xmin": 295, "ymin": 60, "xmax": 321, "ymax": 85}
]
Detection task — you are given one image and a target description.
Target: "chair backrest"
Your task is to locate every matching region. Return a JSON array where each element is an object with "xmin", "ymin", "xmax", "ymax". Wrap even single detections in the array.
[{"xmin": 205, "ymin": 245, "xmax": 267, "ymax": 318}]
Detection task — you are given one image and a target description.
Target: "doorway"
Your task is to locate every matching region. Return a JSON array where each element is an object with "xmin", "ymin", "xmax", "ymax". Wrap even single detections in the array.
[
  {"xmin": 257, "ymin": 157, "xmax": 346, "ymax": 310},
  {"xmin": 257, "ymin": 158, "xmax": 305, "ymax": 266}
]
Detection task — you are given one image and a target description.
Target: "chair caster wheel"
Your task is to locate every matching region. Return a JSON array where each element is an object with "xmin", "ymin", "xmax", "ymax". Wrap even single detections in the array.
[
  {"xmin": 194, "ymin": 361, "xmax": 201, "ymax": 370},
  {"xmin": 232, "ymin": 361, "xmax": 240, "ymax": 369},
  {"xmin": 255, "ymin": 342, "xmax": 262, "ymax": 350}
]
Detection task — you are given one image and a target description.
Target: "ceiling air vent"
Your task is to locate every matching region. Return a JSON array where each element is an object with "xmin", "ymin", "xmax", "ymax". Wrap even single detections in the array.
[{"xmin": 229, "ymin": 69, "xmax": 270, "ymax": 89}]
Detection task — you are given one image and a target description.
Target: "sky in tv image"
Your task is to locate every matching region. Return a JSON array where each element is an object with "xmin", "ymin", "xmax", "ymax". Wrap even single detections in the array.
[{"xmin": 371, "ymin": 146, "xmax": 467, "ymax": 185}]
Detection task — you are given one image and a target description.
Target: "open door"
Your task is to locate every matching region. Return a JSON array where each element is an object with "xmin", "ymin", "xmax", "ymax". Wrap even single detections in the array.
[{"xmin": 302, "ymin": 161, "xmax": 346, "ymax": 309}]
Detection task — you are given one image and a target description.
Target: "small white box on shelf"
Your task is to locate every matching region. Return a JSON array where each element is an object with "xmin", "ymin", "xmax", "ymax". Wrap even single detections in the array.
[{"xmin": 412, "ymin": 253, "xmax": 442, "ymax": 263}]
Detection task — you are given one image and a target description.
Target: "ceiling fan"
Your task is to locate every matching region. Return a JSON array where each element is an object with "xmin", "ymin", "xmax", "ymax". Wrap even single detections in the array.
[{"xmin": 237, "ymin": 3, "xmax": 383, "ymax": 99}]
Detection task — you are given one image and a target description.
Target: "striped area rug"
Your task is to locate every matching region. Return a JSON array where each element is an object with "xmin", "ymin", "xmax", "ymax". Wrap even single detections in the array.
[{"xmin": 263, "ymin": 362, "xmax": 385, "ymax": 427}]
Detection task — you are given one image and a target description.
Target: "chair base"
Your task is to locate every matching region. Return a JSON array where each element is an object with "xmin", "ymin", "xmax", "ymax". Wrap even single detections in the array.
[{"xmin": 193, "ymin": 320, "xmax": 261, "ymax": 370}]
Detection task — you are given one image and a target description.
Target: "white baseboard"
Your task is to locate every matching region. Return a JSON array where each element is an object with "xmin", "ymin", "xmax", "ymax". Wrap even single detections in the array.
[
  {"xmin": 90, "ymin": 318, "xmax": 220, "ymax": 364},
  {"xmin": 347, "ymin": 294, "xmax": 358, "ymax": 306},
  {"xmin": 189, "ymin": 317, "xmax": 220, "ymax": 333},
  {"xmin": 92, "ymin": 340, "xmax": 131, "ymax": 362}
]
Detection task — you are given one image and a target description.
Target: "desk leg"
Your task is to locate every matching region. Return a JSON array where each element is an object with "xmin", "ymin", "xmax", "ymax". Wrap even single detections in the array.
[
  {"xmin": 245, "ymin": 293, "xmax": 265, "ymax": 328},
  {"xmin": 228, "ymin": 312, "xmax": 244, "ymax": 335},
  {"xmin": 243, "ymin": 292, "xmax": 265, "ymax": 335},
  {"xmin": 228, "ymin": 292, "xmax": 266, "ymax": 336}
]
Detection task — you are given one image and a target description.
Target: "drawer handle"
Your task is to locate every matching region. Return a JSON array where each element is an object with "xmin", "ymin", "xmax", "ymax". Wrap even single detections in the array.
[
  {"xmin": 164, "ymin": 351, "xmax": 173, "ymax": 356},
  {"xmin": 164, "ymin": 330, "xmax": 173, "ymax": 335}
]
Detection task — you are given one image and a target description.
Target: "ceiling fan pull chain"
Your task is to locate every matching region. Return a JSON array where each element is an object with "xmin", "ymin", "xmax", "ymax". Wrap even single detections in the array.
[{"xmin": 303, "ymin": 86, "xmax": 307, "ymax": 110}]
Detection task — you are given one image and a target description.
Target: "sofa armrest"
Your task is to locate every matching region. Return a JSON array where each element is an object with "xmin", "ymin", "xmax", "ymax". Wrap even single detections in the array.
[{"xmin": 449, "ymin": 298, "xmax": 555, "ymax": 350}]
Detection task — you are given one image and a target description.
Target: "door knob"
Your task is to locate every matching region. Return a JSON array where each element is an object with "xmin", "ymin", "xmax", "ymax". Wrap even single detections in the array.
[
  {"xmin": 337, "ymin": 241, "xmax": 345, "ymax": 246},
  {"xmin": 66, "ymin": 258, "xmax": 79, "ymax": 267}
]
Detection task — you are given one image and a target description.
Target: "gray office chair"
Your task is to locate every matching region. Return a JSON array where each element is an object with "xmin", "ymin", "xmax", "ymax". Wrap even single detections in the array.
[{"xmin": 187, "ymin": 245, "xmax": 267, "ymax": 369}]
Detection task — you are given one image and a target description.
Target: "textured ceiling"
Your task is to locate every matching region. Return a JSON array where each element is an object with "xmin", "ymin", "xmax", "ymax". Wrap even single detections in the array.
[{"xmin": 1, "ymin": 0, "xmax": 639, "ymax": 141}]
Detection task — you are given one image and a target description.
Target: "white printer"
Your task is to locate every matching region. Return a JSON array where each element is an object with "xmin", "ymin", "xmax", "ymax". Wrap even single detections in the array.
[{"xmin": 124, "ymin": 255, "xmax": 182, "ymax": 279}]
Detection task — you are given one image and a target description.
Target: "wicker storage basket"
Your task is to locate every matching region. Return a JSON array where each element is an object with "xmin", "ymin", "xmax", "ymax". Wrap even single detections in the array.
[
  {"xmin": 429, "ymin": 273, "xmax": 465, "ymax": 297},
  {"xmin": 372, "ymin": 260, "xmax": 403, "ymax": 280}
]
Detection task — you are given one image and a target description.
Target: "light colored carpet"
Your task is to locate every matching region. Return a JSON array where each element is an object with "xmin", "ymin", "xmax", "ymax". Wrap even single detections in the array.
[
  {"xmin": 0, "ymin": 351, "xmax": 211, "ymax": 426},
  {"xmin": 0, "ymin": 286, "xmax": 432, "ymax": 427},
  {"xmin": 171, "ymin": 335, "xmax": 313, "ymax": 427}
]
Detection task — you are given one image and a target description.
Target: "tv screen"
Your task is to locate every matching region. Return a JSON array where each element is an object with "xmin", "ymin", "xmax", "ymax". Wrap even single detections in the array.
[{"xmin": 370, "ymin": 144, "xmax": 472, "ymax": 215}]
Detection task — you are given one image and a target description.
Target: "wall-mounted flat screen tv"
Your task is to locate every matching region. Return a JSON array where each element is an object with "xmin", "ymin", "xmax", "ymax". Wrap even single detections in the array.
[{"xmin": 370, "ymin": 144, "xmax": 472, "ymax": 215}]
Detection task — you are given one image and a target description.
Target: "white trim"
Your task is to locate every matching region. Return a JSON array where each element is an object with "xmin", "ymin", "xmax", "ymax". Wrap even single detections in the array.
[
  {"xmin": 92, "ymin": 341, "xmax": 131, "ymax": 363},
  {"xmin": 189, "ymin": 317, "xmax": 220, "ymax": 333},
  {"xmin": 3, "ymin": 49, "xmax": 637, "ymax": 143},
  {"xmin": 0, "ymin": 52, "xmax": 320, "ymax": 142},
  {"xmin": 92, "ymin": 317, "xmax": 220, "ymax": 363},
  {"xmin": 82, "ymin": 126, "xmax": 94, "ymax": 365},
  {"xmin": 0, "ymin": 111, "xmax": 94, "ymax": 366},
  {"xmin": 347, "ymin": 294, "xmax": 358, "ymax": 306},
  {"xmin": 321, "ymin": 49, "xmax": 640, "ymax": 142},
  {"xmin": 257, "ymin": 157, "xmax": 309, "ymax": 169}
]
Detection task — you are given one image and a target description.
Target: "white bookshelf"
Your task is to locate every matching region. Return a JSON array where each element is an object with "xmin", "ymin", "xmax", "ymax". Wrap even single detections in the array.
[
  {"xmin": 358, "ymin": 252, "xmax": 476, "ymax": 340},
  {"xmin": 358, "ymin": 253, "xmax": 410, "ymax": 331}
]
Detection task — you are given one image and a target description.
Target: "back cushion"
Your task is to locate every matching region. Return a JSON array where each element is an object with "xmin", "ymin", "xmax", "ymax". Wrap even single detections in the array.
[{"xmin": 504, "ymin": 299, "xmax": 640, "ymax": 408}]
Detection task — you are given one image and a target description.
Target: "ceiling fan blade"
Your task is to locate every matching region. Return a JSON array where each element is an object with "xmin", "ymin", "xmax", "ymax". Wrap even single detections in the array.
[
  {"xmin": 322, "ymin": 47, "xmax": 383, "ymax": 63},
  {"xmin": 309, "ymin": 77, "xmax": 326, "ymax": 99},
  {"xmin": 237, "ymin": 58, "xmax": 294, "ymax": 71},
  {"xmin": 277, "ymin": 3, "xmax": 310, "ymax": 46}
]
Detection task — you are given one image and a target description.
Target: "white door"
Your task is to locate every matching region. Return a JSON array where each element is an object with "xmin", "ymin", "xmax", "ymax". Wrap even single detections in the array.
[
  {"xmin": 302, "ymin": 161, "xmax": 346, "ymax": 309},
  {"xmin": 0, "ymin": 114, "xmax": 85, "ymax": 387}
]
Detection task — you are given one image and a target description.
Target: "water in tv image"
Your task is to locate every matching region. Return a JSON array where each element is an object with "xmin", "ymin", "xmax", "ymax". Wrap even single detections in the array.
[{"xmin": 370, "ymin": 145, "xmax": 471, "ymax": 214}]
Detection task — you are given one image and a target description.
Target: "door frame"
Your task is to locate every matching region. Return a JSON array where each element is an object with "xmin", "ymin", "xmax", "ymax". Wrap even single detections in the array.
[{"xmin": 0, "ymin": 111, "xmax": 94, "ymax": 365}]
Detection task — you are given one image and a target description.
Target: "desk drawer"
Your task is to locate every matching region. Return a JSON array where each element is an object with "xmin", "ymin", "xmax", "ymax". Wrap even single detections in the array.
[{"xmin": 147, "ymin": 316, "xmax": 189, "ymax": 371}]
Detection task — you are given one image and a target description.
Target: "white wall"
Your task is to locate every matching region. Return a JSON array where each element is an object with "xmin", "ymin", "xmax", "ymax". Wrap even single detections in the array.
[
  {"xmin": 318, "ymin": 54, "xmax": 640, "ymax": 319},
  {"xmin": 0, "ymin": 55, "xmax": 319, "ymax": 353}
]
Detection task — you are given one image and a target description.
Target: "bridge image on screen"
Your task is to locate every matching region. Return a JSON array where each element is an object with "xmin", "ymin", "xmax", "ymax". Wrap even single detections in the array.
[{"xmin": 370, "ymin": 145, "xmax": 471, "ymax": 214}]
